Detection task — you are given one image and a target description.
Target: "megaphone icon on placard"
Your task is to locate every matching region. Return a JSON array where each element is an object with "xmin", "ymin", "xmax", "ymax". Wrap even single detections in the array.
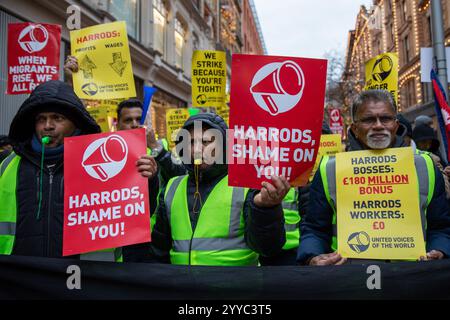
[
  {"xmin": 18, "ymin": 24, "xmax": 49, "ymax": 53},
  {"xmin": 82, "ymin": 135, "xmax": 128, "ymax": 182},
  {"xmin": 250, "ymin": 60, "xmax": 305, "ymax": 116},
  {"xmin": 371, "ymin": 55, "xmax": 393, "ymax": 82}
]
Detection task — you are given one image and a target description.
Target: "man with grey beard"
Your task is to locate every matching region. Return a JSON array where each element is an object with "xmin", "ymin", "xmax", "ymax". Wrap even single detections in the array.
[{"xmin": 297, "ymin": 89, "xmax": 450, "ymax": 265}]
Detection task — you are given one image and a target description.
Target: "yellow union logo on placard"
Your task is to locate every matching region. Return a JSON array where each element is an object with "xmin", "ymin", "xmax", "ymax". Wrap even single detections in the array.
[
  {"xmin": 335, "ymin": 147, "xmax": 426, "ymax": 260},
  {"xmin": 70, "ymin": 21, "xmax": 136, "ymax": 100}
]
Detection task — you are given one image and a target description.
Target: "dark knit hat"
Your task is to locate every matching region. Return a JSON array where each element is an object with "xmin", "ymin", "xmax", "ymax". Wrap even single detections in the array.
[{"xmin": 412, "ymin": 124, "xmax": 440, "ymax": 150}]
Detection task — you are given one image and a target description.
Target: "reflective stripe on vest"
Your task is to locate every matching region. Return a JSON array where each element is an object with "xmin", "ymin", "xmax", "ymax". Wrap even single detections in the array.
[
  {"xmin": 160, "ymin": 138, "xmax": 169, "ymax": 151},
  {"xmin": 164, "ymin": 175, "xmax": 258, "ymax": 266},
  {"xmin": 0, "ymin": 222, "xmax": 16, "ymax": 235},
  {"xmin": 321, "ymin": 152, "xmax": 434, "ymax": 251},
  {"xmin": 281, "ymin": 188, "xmax": 300, "ymax": 250},
  {"xmin": 0, "ymin": 153, "xmax": 20, "ymax": 255},
  {"xmin": 0, "ymin": 152, "xmax": 17, "ymax": 176},
  {"xmin": 0, "ymin": 153, "xmax": 122, "ymax": 261}
]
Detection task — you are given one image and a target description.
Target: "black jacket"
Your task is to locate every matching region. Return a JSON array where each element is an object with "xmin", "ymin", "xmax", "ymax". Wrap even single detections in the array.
[
  {"xmin": 6, "ymin": 81, "xmax": 160, "ymax": 259},
  {"xmin": 124, "ymin": 113, "xmax": 286, "ymax": 263},
  {"xmin": 6, "ymin": 80, "xmax": 101, "ymax": 258}
]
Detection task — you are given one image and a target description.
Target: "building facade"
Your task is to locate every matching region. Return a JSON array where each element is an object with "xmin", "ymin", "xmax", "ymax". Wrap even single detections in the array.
[
  {"xmin": 343, "ymin": 0, "xmax": 450, "ymax": 123},
  {"xmin": 0, "ymin": 0, "xmax": 266, "ymax": 138},
  {"xmin": 241, "ymin": 0, "xmax": 266, "ymax": 55}
]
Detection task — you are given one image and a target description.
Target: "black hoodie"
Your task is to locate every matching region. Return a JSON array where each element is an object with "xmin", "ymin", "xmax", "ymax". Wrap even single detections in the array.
[
  {"xmin": 124, "ymin": 113, "xmax": 286, "ymax": 263},
  {"xmin": 6, "ymin": 80, "xmax": 100, "ymax": 258}
]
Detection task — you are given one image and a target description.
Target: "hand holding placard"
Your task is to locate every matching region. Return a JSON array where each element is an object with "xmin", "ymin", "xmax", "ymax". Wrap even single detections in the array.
[
  {"xmin": 309, "ymin": 252, "xmax": 347, "ymax": 266},
  {"xmin": 253, "ymin": 176, "xmax": 290, "ymax": 208},
  {"xmin": 136, "ymin": 154, "xmax": 158, "ymax": 179}
]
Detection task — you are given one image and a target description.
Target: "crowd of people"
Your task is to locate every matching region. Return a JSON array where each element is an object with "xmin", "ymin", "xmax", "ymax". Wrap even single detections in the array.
[{"xmin": 0, "ymin": 57, "xmax": 450, "ymax": 267}]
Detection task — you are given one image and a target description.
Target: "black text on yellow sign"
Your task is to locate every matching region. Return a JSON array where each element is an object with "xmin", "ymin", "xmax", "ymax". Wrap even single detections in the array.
[
  {"xmin": 70, "ymin": 21, "xmax": 136, "ymax": 100},
  {"xmin": 192, "ymin": 50, "xmax": 226, "ymax": 108},
  {"xmin": 166, "ymin": 108, "xmax": 190, "ymax": 150},
  {"xmin": 336, "ymin": 148, "xmax": 426, "ymax": 260}
]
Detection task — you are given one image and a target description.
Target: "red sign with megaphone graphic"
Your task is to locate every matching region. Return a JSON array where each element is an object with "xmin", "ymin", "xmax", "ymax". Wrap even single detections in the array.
[
  {"xmin": 250, "ymin": 61, "xmax": 305, "ymax": 115},
  {"xmin": 82, "ymin": 135, "xmax": 128, "ymax": 182},
  {"xmin": 7, "ymin": 22, "xmax": 61, "ymax": 95},
  {"xmin": 229, "ymin": 54, "xmax": 327, "ymax": 189},
  {"xmin": 63, "ymin": 129, "xmax": 150, "ymax": 256}
]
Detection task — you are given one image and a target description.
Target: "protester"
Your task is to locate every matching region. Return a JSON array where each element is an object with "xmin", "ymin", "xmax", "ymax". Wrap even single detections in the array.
[
  {"xmin": 259, "ymin": 121, "xmax": 334, "ymax": 266},
  {"xmin": 116, "ymin": 98, "xmax": 185, "ymax": 181},
  {"xmin": 126, "ymin": 113, "xmax": 288, "ymax": 266},
  {"xmin": 0, "ymin": 135, "xmax": 12, "ymax": 163},
  {"xmin": 298, "ymin": 89, "xmax": 450, "ymax": 265},
  {"xmin": 116, "ymin": 99, "xmax": 186, "ymax": 191},
  {"xmin": 413, "ymin": 124, "xmax": 443, "ymax": 161},
  {"xmin": 413, "ymin": 123, "xmax": 450, "ymax": 198},
  {"xmin": 414, "ymin": 115, "xmax": 434, "ymax": 128},
  {"xmin": 0, "ymin": 80, "xmax": 158, "ymax": 261}
]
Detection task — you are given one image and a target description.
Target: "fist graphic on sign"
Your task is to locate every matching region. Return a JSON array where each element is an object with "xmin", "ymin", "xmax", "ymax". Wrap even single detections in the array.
[
  {"xmin": 82, "ymin": 135, "xmax": 128, "ymax": 182},
  {"xmin": 250, "ymin": 60, "xmax": 305, "ymax": 116}
]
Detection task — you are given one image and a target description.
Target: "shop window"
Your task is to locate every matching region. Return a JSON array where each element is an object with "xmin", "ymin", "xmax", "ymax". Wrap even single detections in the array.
[
  {"xmin": 108, "ymin": 0, "xmax": 140, "ymax": 40},
  {"xmin": 153, "ymin": 0, "xmax": 167, "ymax": 55},
  {"xmin": 174, "ymin": 17, "xmax": 186, "ymax": 69}
]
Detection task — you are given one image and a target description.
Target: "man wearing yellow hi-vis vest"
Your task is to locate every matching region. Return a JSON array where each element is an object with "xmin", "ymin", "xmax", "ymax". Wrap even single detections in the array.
[
  {"xmin": 127, "ymin": 113, "xmax": 289, "ymax": 266},
  {"xmin": 260, "ymin": 122, "xmax": 335, "ymax": 266},
  {"xmin": 297, "ymin": 90, "xmax": 450, "ymax": 265},
  {"xmin": 0, "ymin": 81, "xmax": 157, "ymax": 262}
]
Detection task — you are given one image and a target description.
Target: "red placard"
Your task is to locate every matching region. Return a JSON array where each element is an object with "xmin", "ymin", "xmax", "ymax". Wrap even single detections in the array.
[
  {"xmin": 329, "ymin": 107, "xmax": 344, "ymax": 136},
  {"xmin": 7, "ymin": 22, "xmax": 61, "ymax": 95},
  {"xmin": 228, "ymin": 54, "xmax": 327, "ymax": 189},
  {"xmin": 63, "ymin": 128, "xmax": 150, "ymax": 256}
]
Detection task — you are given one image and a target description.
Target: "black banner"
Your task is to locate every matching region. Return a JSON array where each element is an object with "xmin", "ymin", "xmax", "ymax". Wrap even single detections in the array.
[{"xmin": 0, "ymin": 255, "xmax": 449, "ymax": 300}]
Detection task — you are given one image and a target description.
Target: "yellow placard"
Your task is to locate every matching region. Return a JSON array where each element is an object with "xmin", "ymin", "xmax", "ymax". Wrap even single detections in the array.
[
  {"xmin": 192, "ymin": 50, "xmax": 226, "ymax": 107},
  {"xmin": 87, "ymin": 105, "xmax": 110, "ymax": 132},
  {"xmin": 364, "ymin": 52, "xmax": 398, "ymax": 105},
  {"xmin": 166, "ymin": 108, "xmax": 190, "ymax": 150},
  {"xmin": 309, "ymin": 134, "xmax": 342, "ymax": 181},
  {"xmin": 70, "ymin": 21, "xmax": 136, "ymax": 99},
  {"xmin": 336, "ymin": 147, "xmax": 426, "ymax": 260},
  {"xmin": 214, "ymin": 103, "xmax": 229, "ymax": 126}
]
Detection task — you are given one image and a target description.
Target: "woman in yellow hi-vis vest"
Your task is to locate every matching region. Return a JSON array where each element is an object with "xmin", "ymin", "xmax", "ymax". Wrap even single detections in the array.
[{"xmin": 129, "ymin": 113, "xmax": 289, "ymax": 266}]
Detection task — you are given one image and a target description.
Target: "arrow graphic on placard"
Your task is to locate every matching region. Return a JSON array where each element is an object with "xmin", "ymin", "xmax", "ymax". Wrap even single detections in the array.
[
  {"xmin": 79, "ymin": 55, "xmax": 97, "ymax": 79},
  {"xmin": 109, "ymin": 52, "xmax": 127, "ymax": 77}
]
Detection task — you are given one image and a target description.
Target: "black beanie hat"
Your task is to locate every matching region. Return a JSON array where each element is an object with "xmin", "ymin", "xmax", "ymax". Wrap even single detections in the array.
[{"xmin": 412, "ymin": 124, "xmax": 440, "ymax": 150}]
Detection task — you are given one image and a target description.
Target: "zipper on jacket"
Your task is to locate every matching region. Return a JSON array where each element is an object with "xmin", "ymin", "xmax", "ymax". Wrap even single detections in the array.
[
  {"xmin": 46, "ymin": 171, "xmax": 54, "ymax": 257},
  {"xmin": 188, "ymin": 231, "xmax": 195, "ymax": 266}
]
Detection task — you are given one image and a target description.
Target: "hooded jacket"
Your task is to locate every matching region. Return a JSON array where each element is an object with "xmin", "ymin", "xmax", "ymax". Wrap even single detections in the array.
[
  {"xmin": 3, "ymin": 80, "xmax": 100, "ymax": 258},
  {"xmin": 124, "ymin": 113, "xmax": 286, "ymax": 263},
  {"xmin": 297, "ymin": 127, "xmax": 450, "ymax": 264}
]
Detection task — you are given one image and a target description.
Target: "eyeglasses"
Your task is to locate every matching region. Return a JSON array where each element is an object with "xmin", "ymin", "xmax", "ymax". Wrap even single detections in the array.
[{"xmin": 355, "ymin": 115, "xmax": 397, "ymax": 126}]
